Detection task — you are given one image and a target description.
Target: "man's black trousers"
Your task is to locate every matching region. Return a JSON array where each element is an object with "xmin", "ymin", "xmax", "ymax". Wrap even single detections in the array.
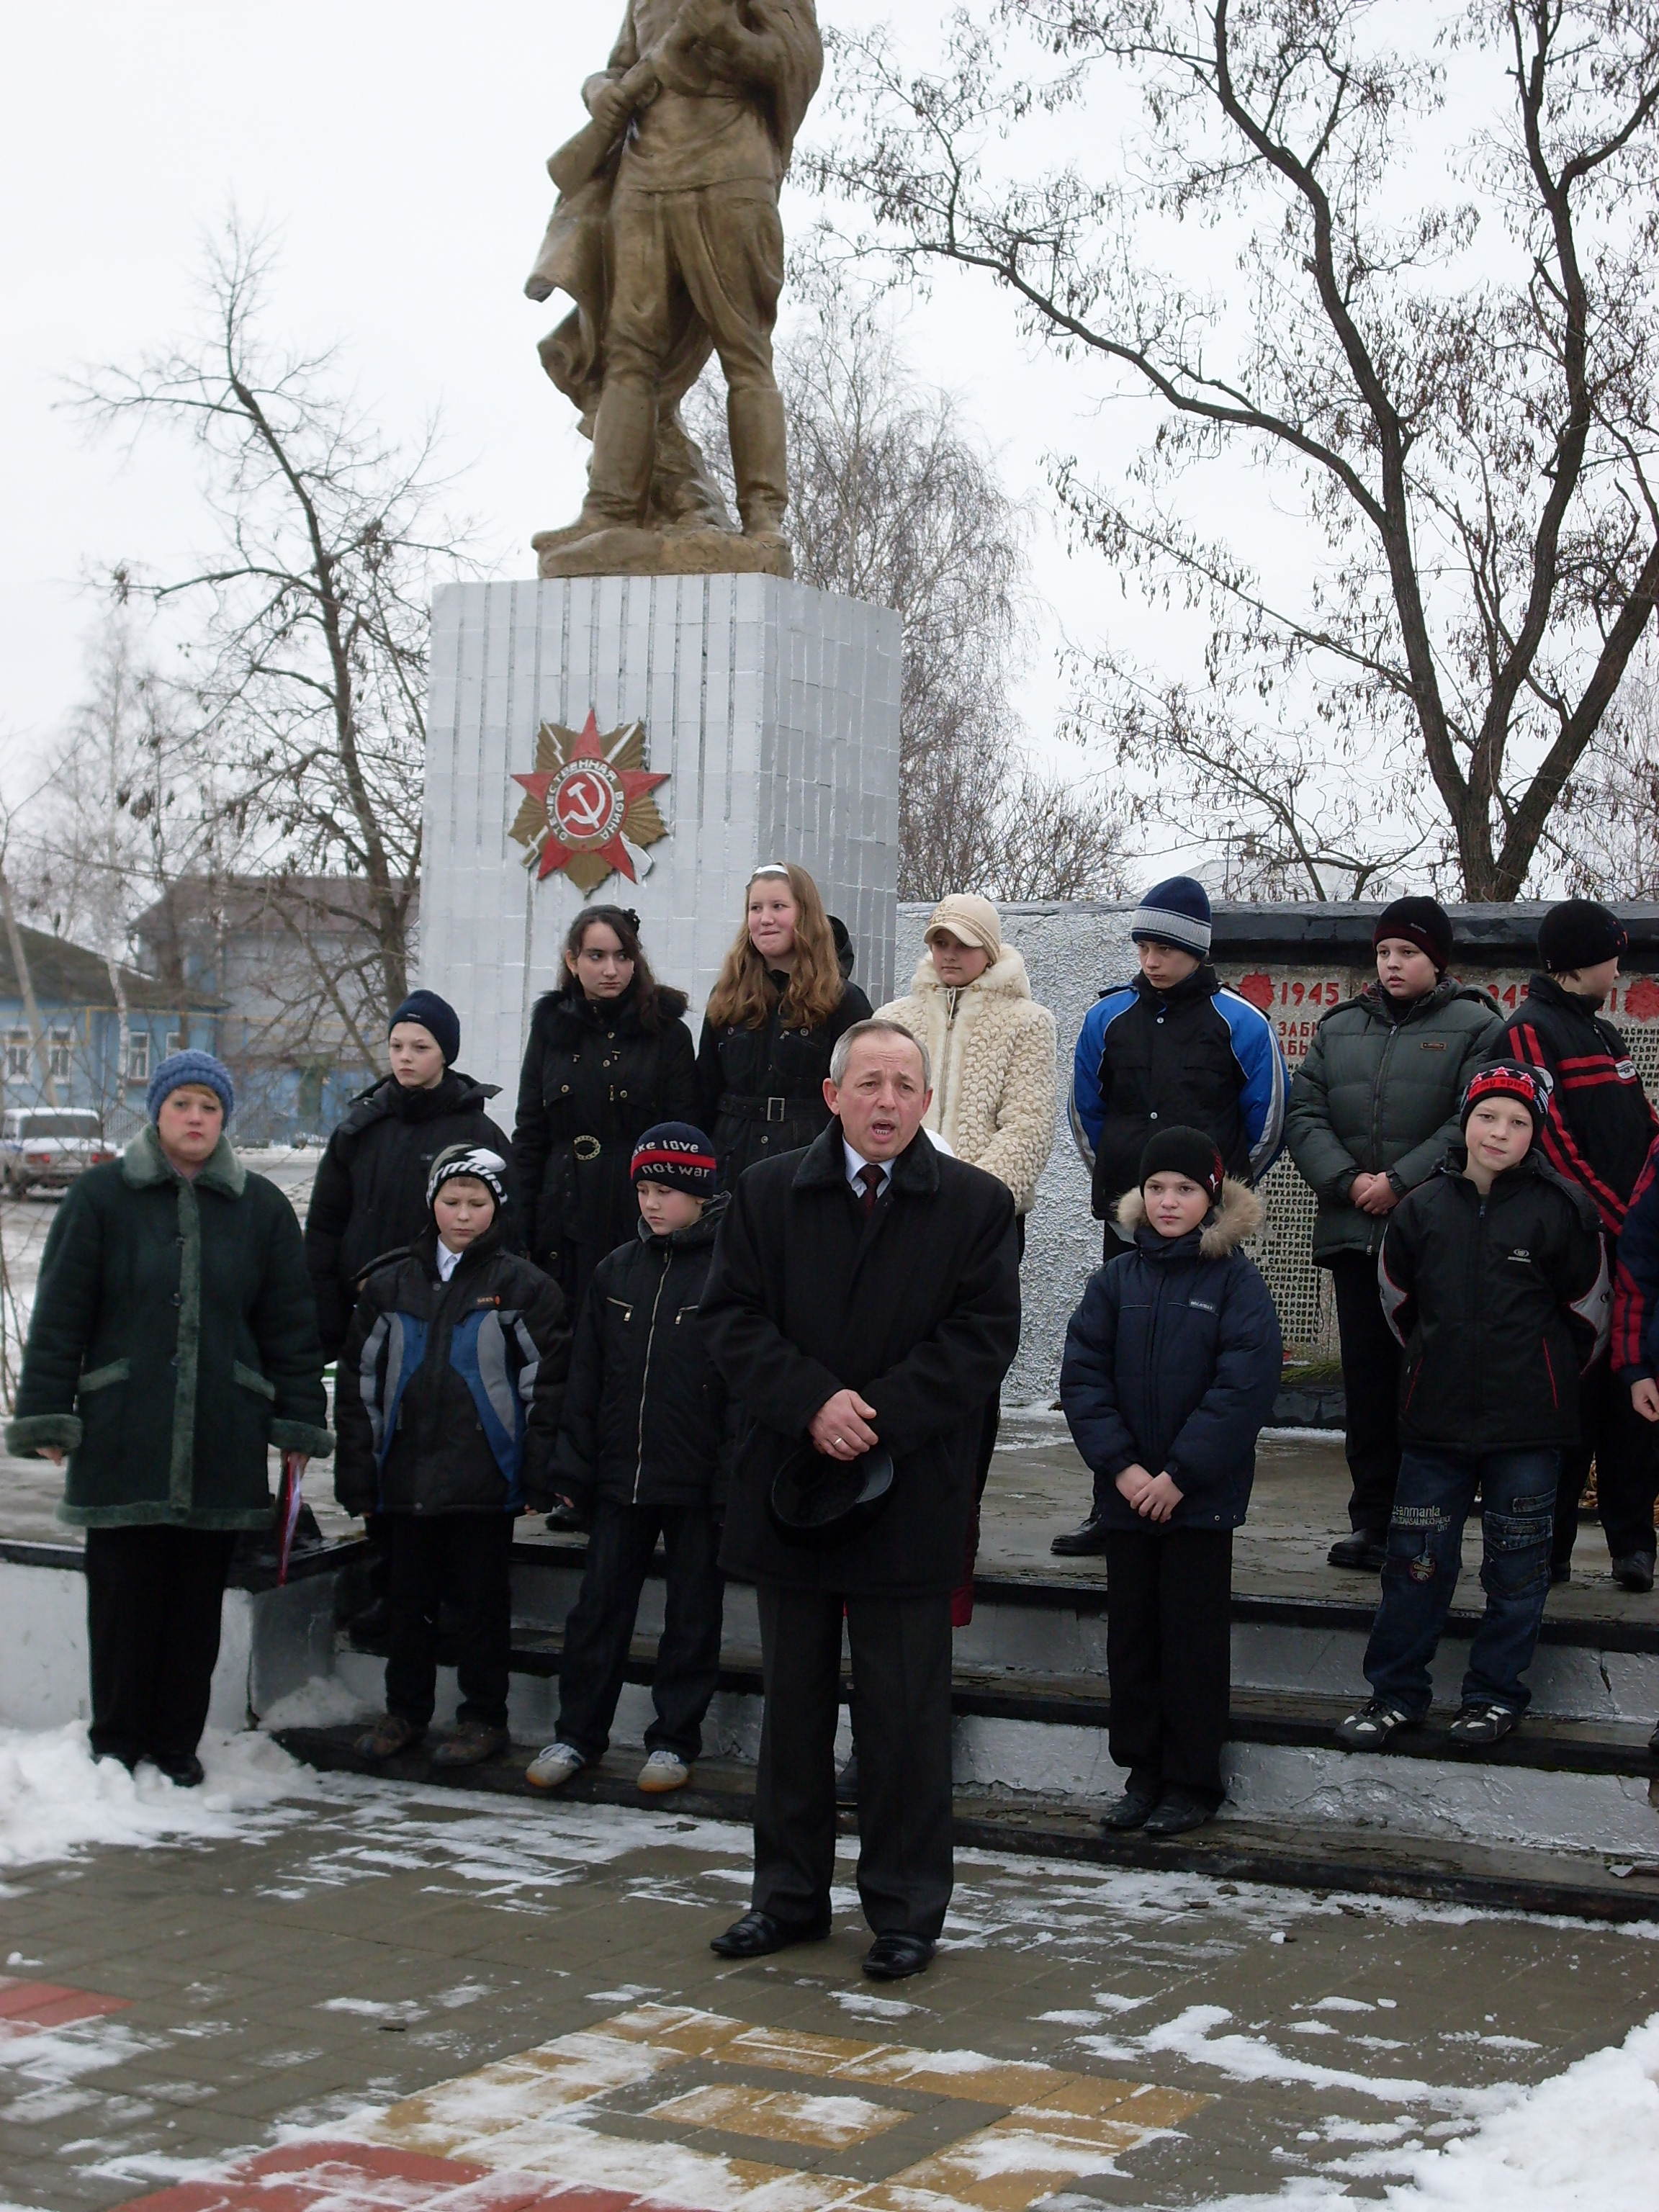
[
  {"xmin": 1563, "ymin": 1359, "xmax": 1659, "ymax": 1568},
  {"xmin": 753, "ymin": 1583, "xmax": 953, "ymax": 1941},
  {"xmin": 84, "ymin": 1525, "xmax": 238, "ymax": 1768},
  {"xmin": 384, "ymin": 1511, "xmax": 513, "ymax": 1731},
  {"xmin": 1103, "ymin": 1527, "xmax": 1233, "ymax": 1802},
  {"xmin": 557, "ymin": 1500, "xmax": 724, "ymax": 1763},
  {"xmin": 1328, "ymin": 1251, "xmax": 1403, "ymax": 1535}
]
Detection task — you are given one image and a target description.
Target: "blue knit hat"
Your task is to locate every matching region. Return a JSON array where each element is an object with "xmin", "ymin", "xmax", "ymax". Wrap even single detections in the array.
[
  {"xmin": 389, "ymin": 989, "xmax": 460, "ymax": 1066},
  {"xmin": 147, "ymin": 1049, "xmax": 234, "ymax": 1125},
  {"xmin": 631, "ymin": 1122, "xmax": 716, "ymax": 1198},
  {"xmin": 1130, "ymin": 875, "xmax": 1213, "ymax": 958}
]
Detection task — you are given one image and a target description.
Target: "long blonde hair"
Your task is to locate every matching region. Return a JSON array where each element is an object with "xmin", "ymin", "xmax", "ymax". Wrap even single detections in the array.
[{"xmin": 706, "ymin": 863, "xmax": 845, "ymax": 1030}]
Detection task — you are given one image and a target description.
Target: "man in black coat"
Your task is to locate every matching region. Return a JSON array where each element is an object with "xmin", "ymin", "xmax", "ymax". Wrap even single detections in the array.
[{"xmin": 700, "ymin": 1019, "xmax": 1021, "ymax": 1982}]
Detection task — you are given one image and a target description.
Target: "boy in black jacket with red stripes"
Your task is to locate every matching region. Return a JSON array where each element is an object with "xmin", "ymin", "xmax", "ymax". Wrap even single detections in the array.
[
  {"xmin": 1502, "ymin": 899, "xmax": 1658, "ymax": 1588},
  {"xmin": 1339, "ymin": 1064, "xmax": 1609, "ymax": 1753}
]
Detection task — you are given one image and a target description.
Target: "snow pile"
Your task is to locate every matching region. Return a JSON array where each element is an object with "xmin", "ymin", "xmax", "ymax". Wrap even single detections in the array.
[
  {"xmin": 258, "ymin": 1674, "xmax": 377, "ymax": 1731},
  {"xmin": 0, "ymin": 1723, "xmax": 320, "ymax": 1870},
  {"xmin": 1169, "ymin": 2012, "xmax": 1659, "ymax": 2211}
]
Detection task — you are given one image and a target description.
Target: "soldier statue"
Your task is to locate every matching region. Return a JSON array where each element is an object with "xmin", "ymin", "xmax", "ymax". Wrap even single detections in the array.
[{"xmin": 526, "ymin": 0, "xmax": 822, "ymax": 578}]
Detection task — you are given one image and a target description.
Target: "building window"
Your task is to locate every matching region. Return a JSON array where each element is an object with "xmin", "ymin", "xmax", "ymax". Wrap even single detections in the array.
[
  {"xmin": 4, "ymin": 1032, "xmax": 27, "ymax": 1081},
  {"xmin": 166, "ymin": 1030, "xmax": 187, "ymax": 1058},
  {"xmin": 126, "ymin": 1030, "xmax": 150, "ymax": 1083},
  {"xmin": 48, "ymin": 1030, "xmax": 72, "ymax": 1081}
]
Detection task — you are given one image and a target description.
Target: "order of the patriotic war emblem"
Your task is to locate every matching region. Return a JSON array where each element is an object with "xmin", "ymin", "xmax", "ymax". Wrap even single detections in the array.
[{"xmin": 508, "ymin": 711, "xmax": 669, "ymax": 893}]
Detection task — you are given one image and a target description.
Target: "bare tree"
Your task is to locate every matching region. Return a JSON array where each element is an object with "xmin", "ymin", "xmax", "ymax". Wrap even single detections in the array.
[
  {"xmin": 71, "ymin": 218, "xmax": 469, "ymax": 1019},
  {"xmin": 1555, "ymin": 657, "xmax": 1659, "ymax": 898},
  {"xmin": 688, "ymin": 287, "xmax": 1134, "ymax": 899},
  {"xmin": 811, "ymin": 1, "xmax": 1659, "ymax": 899}
]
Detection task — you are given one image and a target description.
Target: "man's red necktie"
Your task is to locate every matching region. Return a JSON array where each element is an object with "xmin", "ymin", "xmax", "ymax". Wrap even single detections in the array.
[{"xmin": 858, "ymin": 1162, "xmax": 884, "ymax": 1215}]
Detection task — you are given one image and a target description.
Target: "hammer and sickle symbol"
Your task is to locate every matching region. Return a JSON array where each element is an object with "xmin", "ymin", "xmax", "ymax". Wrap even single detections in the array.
[{"xmin": 558, "ymin": 770, "xmax": 612, "ymax": 837}]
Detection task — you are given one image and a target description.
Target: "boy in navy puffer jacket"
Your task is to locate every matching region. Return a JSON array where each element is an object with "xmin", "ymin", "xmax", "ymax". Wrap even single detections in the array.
[{"xmin": 1061, "ymin": 1128, "xmax": 1282, "ymax": 1837}]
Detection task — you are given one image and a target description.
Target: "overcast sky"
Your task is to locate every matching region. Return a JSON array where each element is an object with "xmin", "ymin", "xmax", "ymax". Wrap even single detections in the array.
[{"xmin": 1, "ymin": 2, "xmax": 1139, "ymax": 793}]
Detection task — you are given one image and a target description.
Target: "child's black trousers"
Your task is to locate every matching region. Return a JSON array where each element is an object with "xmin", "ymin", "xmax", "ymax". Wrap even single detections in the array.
[
  {"xmin": 556, "ymin": 1499, "xmax": 724, "ymax": 1763},
  {"xmin": 385, "ymin": 1511, "xmax": 513, "ymax": 1731},
  {"xmin": 1103, "ymin": 1526, "xmax": 1233, "ymax": 1801}
]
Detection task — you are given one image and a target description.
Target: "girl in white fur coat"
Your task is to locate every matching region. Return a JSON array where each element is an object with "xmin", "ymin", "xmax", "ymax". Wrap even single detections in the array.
[
  {"xmin": 877, "ymin": 894, "xmax": 1058, "ymax": 1623},
  {"xmin": 876, "ymin": 895, "xmax": 1058, "ymax": 1217}
]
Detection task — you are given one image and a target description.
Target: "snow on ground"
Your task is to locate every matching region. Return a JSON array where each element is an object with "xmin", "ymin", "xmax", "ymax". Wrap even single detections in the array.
[
  {"xmin": 1159, "ymin": 2011, "xmax": 1659, "ymax": 2209},
  {"xmin": 0, "ymin": 1723, "xmax": 325, "ymax": 1872}
]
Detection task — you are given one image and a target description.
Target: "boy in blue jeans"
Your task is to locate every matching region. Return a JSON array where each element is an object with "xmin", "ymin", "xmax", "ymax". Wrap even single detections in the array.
[{"xmin": 1340, "ymin": 1064, "xmax": 1609, "ymax": 1752}]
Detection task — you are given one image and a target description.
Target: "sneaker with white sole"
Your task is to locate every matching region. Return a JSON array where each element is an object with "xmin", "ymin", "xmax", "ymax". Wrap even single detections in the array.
[
  {"xmin": 637, "ymin": 1749, "xmax": 691, "ymax": 1794},
  {"xmin": 525, "ymin": 1742, "xmax": 585, "ymax": 1791}
]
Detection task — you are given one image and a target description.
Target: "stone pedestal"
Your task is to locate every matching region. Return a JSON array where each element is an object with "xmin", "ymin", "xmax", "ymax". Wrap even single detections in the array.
[{"xmin": 420, "ymin": 575, "xmax": 901, "ymax": 1092}]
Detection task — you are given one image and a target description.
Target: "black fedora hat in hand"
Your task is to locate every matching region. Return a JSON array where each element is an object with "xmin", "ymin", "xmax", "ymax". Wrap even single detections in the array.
[{"xmin": 769, "ymin": 1440, "xmax": 895, "ymax": 1550}]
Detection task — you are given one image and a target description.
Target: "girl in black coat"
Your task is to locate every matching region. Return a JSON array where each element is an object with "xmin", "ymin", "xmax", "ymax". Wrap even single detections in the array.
[
  {"xmin": 696, "ymin": 863, "xmax": 871, "ymax": 1188},
  {"xmin": 511, "ymin": 906, "xmax": 698, "ymax": 1308},
  {"xmin": 526, "ymin": 1125, "xmax": 732, "ymax": 1799},
  {"xmin": 1060, "ymin": 1128, "xmax": 1283, "ymax": 1838}
]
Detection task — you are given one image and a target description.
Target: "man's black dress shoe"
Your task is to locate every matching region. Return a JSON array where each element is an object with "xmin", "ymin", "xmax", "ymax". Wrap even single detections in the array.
[
  {"xmin": 1141, "ymin": 1787, "xmax": 1213, "ymax": 1836},
  {"xmin": 1611, "ymin": 1551, "xmax": 1656, "ymax": 1594},
  {"xmin": 709, "ymin": 1909, "xmax": 830, "ymax": 1959},
  {"xmin": 835, "ymin": 1750, "xmax": 859, "ymax": 1807},
  {"xmin": 1100, "ymin": 1780, "xmax": 1160, "ymax": 1832},
  {"xmin": 1051, "ymin": 1517, "xmax": 1110, "ymax": 1557},
  {"xmin": 863, "ymin": 1933, "xmax": 935, "ymax": 1981},
  {"xmin": 152, "ymin": 1754, "xmax": 205, "ymax": 1789},
  {"xmin": 1327, "ymin": 1530, "xmax": 1387, "ymax": 1570}
]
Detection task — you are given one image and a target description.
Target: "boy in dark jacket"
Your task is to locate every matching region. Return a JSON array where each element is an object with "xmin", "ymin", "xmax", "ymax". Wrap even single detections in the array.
[
  {"xmin": 1340, "ymin": 1064, "xmax": 1609, "ymax": 1753},
  {"xmin": 336, "ymin": 1146, "xmax": 570, "ymax": 1767},
  {"xmin": 1060, "ymin": 1128, "xmax": 1283, "ymax": 1837},
  {"xmin": 1501, "ymin": 900, "xmax": 1658, "ymax": 1587},
  {"xmin": 526, "ymin": 1124, "xmax": 732, "ymax": 1797},
  {"xmin": 1285, "ymin": 897, "xmax": 1502, "ymax": 1568}
]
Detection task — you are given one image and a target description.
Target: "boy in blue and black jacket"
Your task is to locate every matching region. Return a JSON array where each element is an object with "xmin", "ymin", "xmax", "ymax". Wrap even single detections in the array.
[
  {"xmin": 1060, "ymin": 1127, "xmax": 1282, "ymax": 1838},
  {"xmin": 336, "ymin": 1146, "xmax": 570, "ymax": 1768}
]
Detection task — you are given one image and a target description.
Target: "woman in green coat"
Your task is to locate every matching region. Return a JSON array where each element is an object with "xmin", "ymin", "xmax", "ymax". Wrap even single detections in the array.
[
  {"xmin": 1285, "ymin": 901, "xmax": 1503, "ymax": 1568},
  {"xmin": 5, "ymin": 1051, "xmax": 332, "ymax": 1785}
]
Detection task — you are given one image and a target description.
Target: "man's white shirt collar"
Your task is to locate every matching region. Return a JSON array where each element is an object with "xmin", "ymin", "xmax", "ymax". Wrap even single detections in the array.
[
  {"xmin": 842, "ymin": 1139, "xmax": 893, "ymax": 1195},
  {"xmin": 436, "ymin": 1240, "xmax": 464, "ymax": 1280}
]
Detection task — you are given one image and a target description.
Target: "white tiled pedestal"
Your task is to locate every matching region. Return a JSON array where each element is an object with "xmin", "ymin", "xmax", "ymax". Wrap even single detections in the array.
[{"xmin": 421, "ymin": 575, "xmax": 902, "ymax": 1089}]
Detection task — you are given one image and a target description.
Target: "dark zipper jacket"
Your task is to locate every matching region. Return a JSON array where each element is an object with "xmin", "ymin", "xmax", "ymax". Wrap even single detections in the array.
[
  {"xmin": 696, "ymin": 974, "xmax": 873, "ymax": 1190},
  {"xmin": 552, "ymin": 1196, "xmax": 734, "ymax": 1512},
  {"xmin": 333, "ymin": 1225, "xmax": 572, "ymax": 1517},
  {"xmin": 1501, "ymin": 974, "xmax": 1658, "ymax": 1236},
  {"xmin": 305, "ymin": 1071, "xmax": 517, "ymax": 1362},
  {"xmin": 1059, "ymin": 1180, "xmax": 1283, "ymax": 1531},
  {"xmin": 1378, "ymin": 1148, "xmax": 1610, "ymax": 1454},
  {"xmin": 1285, "ymin": 979, "xmax": 1504, "ymax": 1261},
  {"xmin": 511, "ymin": 983, "xmax": 698, "ymax": 1308}
]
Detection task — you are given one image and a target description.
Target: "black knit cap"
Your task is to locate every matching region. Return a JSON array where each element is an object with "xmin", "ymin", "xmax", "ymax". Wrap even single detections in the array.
[
  {"xmin": 630, "ymin": 1122, "xmax": 716, "ymax": 1199},
  {"xmin": 426, "ymin": 1144, "xmax": 508, "ymax": 1210},
  {"xmin": 1538, "ymin": 898, "xmax": 1627, "ymax": 974},
  {"xmin": 1138, "ymin": 1125, "xmax": 1226, "ymax": 1202},
  {"xmin": 1372, "ymin": 896, "xmax": 1452, "ymax": 975}
]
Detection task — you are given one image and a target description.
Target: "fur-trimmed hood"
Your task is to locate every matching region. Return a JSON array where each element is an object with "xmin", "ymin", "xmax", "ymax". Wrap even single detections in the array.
[{"xmin": 1115, "ymin": 1176, "xmax": 1264, "ymax": 1257}]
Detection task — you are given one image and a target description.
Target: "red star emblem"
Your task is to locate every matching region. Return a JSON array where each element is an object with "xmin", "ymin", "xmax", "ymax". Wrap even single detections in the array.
[{"xmin": 508, "ymin": 711, "xmax": 670, "ymax": 890}]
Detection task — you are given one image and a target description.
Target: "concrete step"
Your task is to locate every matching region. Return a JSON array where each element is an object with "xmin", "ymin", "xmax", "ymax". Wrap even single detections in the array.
[
  {"xmin": 340, "ymin": 1617, "xmax": 1659, "ymax": 1782},
  {"xmin": 271, "ymin": 1722, "xmax": 1659, "ymax": 1927}
]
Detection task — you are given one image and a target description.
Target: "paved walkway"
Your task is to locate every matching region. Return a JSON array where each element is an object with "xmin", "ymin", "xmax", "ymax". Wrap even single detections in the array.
[{"xmin": 0, "ymin": 1766, "xmax": 1655, "ymax": 2211}]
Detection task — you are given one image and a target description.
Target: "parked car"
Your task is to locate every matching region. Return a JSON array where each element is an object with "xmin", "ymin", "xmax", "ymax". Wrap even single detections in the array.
[{"xmin": 0, "ymin": 1109, "xmax": 114, "ymax": 1194}]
